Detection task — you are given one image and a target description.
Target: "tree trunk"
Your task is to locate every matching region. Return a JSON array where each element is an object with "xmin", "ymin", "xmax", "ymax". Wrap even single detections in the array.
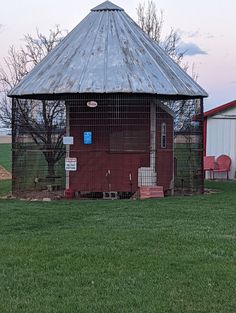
[{"xmin": 47, "ymin": 161, "xmax": 56, "ymax": 182}]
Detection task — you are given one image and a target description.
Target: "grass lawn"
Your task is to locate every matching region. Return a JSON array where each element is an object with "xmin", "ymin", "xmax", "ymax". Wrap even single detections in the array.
[
  {"xmin": 0, "ymin": 143, "xmax": 11, "ymax": 196},
  {"xmin": 0, "ymin": 143, "xmax": 12, "ymax": 196},
  {"xmin": 0, "ymin": 143, "xmax": 11, "ymax": 172},
  {"xmin": 0, "ymin": 179, "xmax": 11, "ymax": 196},
  {"xmin": 0, "ymin": 181, "xmax": 235, "ymax": 313}
]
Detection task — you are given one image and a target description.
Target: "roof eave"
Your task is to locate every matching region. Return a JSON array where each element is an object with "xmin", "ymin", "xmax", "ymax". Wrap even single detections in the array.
[
  {"xmin": 8, "ymin": 90, "xmax": 208, "ymax": 101},
  {"xmin": 204, "ymin": 100, "xmax": 236, "ymax": 118}
]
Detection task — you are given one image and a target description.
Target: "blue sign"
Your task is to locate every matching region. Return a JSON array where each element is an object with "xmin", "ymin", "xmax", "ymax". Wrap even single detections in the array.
[{"xmin": 83, "ymin": 131, "xmax": 92, "ymax": 144}]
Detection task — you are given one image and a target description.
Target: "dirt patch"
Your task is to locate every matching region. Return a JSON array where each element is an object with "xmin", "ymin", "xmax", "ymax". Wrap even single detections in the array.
[
  {"xmin": 0, "ymin": 136, "xmax": 12, "ymax": 144},
  {"xmin": 12, "ymin": 189, "xmax": 64, "ymax": 201},
  {"xmin": 204, "ymin": 188, "xmax": 219, "ymax": 194},
  {"xmin": 0, "ymin": 166, "xmax": 12, "ymax": 180}
]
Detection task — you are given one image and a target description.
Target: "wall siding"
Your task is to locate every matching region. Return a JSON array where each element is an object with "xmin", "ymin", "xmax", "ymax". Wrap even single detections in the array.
[{"xmin": 206, "ymin": 113, "xmax": 236, "ymax": 179}]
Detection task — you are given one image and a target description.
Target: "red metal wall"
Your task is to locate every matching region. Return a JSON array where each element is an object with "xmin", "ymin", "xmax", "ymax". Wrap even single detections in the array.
[{"xmin": 68, "ymin": 102, "xmax": 173, "ymax": 194}]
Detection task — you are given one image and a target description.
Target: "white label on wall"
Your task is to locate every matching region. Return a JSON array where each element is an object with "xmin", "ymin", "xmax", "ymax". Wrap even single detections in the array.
[
  {"xmin": 63, "ymin": 136, "xmax": 74, "ymax": 145},
  {"xmin": 65, "ymin": 157, "xmax": 77, "ymax": 171}
]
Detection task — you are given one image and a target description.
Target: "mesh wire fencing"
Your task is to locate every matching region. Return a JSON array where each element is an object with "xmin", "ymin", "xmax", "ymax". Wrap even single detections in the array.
[{"xmin": 12, "ymin": 94, "xmax": 203, "ymax": 198}]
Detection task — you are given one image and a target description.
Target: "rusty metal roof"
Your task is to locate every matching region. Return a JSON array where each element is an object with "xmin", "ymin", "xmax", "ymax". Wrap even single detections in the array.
[{"xmin": 9, "ymin": 1, "xmax": 207, "ymax": 98}]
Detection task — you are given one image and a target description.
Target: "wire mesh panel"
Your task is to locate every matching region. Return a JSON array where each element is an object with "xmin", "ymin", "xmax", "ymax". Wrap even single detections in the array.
[
  {"xmin": 12, "ymin": 98, "xmax": 66, "ymax": 196},
  {"xmin": 11, "ymin": 94, "xmax": 204, "ymax": 198},
  {"xmin": 171, "ymin": 99, "xmax": 204, "ymax": 194},
  {"xmin": 69, "ymin": 95, "xmax": 151, "ymax": 199}
]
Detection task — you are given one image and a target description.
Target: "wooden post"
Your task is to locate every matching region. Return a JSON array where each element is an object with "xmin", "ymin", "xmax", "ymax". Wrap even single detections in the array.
[
  {"xmin": 66, "ymin": 103, "xmax": 70, "ymax": 189},
  {"xmin": 171, "ymin": 102, "xmax": 175, "ymax": 196},
  {"xmin": 200, "ymin": 98, "xmax": 204, "ymax": 194},
  {"xmin": 11, "ymin": 98, "xmax": 16, "ymax": 194},
  {"xmin": 150, "ymin": 102, "xmax": 156, "ymax": 176}
]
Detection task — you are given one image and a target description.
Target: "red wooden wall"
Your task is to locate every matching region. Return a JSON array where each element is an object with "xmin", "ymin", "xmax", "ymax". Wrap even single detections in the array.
[{"xmin": 68, "ymin": 101, "xmax": 173, "ymax": 194}]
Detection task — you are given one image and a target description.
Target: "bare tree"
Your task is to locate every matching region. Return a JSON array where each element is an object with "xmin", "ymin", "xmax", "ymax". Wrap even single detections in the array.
[
  {"xmin": 0, "ymin": 26, "xmax": 67, "ymax": 179},
  {"xmin": 0, "ymin": 26, "xmax": 65, "ymax": 126},
  {"xmin": 137, "ymin": 1, "xmax": 200, "ymax": 133},
  {"xmin": 13, "ymin": 98, "xmax": 66, "ymax": 178},
  {"xmin": 137, "ymin": 0, "xmax": 163, "ymax": 43},
  {"xmin": 137, "ymin": 0, "xmax": 185, "ymax": 65}
]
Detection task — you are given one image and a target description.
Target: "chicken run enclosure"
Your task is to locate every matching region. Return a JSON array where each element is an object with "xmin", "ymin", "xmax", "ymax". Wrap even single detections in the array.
[
  {"xmin": 9, "ymin": 1, "xmax": 207, "ymax": 199},
  {"xmin": 11, "ymin": 96, "xmax": 204, "ymax": 198}
]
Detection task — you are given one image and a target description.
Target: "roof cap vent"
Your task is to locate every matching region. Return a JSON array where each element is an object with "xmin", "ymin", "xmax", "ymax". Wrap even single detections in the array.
[{"xmin": 91, "ymin": 1, "xmax": 124, "ymax": 12}]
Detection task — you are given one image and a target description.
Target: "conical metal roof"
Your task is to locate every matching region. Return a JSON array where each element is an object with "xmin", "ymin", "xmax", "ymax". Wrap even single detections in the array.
[{"xmin": 9, "ymin": 1, "xmax": 207, "ymax": 98}]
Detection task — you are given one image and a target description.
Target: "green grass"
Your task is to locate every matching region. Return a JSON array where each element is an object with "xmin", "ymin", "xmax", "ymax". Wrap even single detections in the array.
[
  {"xmin": 0, "ymin": 143, "xmax": 11, "ymax": 171},
  {"xmin": 0, "ymin": 181, "xmax": 235, "ymax": 312},
  {"xmin": 0, "ymin": 143, "xmax": 11, "ymax": 195},
  {"xmin": 0, "ymin": 179, "xmax": 11, "ymax": 196},
  {"xmin": 174, "ymin": 143, "xmax": 202, "ymax": 189}
]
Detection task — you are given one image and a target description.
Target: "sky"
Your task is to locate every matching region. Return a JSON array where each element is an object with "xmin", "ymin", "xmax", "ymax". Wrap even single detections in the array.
[{"xmin": 0, "ymin": 0, "xmax": 236, "ymax": 111}]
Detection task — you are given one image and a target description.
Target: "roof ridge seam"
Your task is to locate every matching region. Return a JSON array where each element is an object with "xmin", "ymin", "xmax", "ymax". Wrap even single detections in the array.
[
  {"xmin": 104, "ymin": 11, "xmax": 110, "ymax": 91},
  {"xmin": 77, "ymin": 13, "xmax": 104, "ymax": 91}
]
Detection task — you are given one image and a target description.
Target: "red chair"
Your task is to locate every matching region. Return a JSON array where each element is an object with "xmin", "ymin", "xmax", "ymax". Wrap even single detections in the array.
[
  {"xmin": 212, "ymin": 154, "xmax": 231, "ymax": 180},
  {"xmin": 204, "ymin": 156, "xmax": 216, "ymax": 179}
]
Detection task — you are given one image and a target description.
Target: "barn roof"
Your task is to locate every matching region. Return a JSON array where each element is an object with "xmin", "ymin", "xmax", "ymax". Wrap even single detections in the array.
[
  {"xmin": 204, "ymin": 100, "xmax": 236, "ymax": 118},
  {"xmin": 9, "ymin": 1, "xmax": 208, "ymax": 99}
]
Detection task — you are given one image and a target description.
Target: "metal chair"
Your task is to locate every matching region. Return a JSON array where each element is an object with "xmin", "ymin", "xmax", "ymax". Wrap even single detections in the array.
[
  {"xmin": 212, "ymin": 154, "xmax": 231, "ymax": 180},
  {"xmin": 204, "ymin": 156, "xmax": 216, "ymax": 179}
]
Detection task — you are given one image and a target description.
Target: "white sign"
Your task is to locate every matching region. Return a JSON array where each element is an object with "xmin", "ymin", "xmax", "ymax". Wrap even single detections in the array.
[
  {"xmin": 65, "ymin": 157, "xmax": 77, "ymax": 171},
  {"xmin": 63, "ymin": 136, "xmax": 74, "ymax": 145},
  {"xmin": 87, "ymin": 101, "xmax": 98, "ymax": 108}
]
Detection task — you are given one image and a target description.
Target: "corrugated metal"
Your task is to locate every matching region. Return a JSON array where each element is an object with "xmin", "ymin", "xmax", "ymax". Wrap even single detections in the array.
[{"xmin": 9, "ymin": 1, "xmax": 208, "ymax": 98}]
